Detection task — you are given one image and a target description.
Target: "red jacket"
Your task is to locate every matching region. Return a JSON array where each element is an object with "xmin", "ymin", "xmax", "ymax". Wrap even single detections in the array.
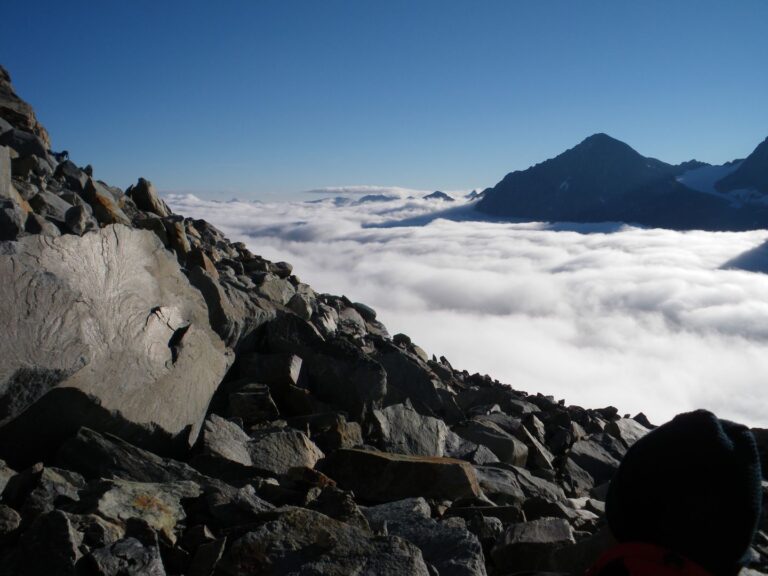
[{"xmin": 586, "ymin": 543, "xmax": 713, "ymax": 576}]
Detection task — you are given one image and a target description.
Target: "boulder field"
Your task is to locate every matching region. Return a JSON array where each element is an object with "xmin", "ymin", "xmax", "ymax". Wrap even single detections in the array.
[{"xmin": 1, "ymin": 64, "xmax": 767, "ymax": 575}]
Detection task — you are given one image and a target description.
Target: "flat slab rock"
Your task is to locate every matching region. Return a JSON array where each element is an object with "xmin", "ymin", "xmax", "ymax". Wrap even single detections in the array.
[
  {"xmin": 0, "ymin": 225, "xmax": 233, "ymax": 465},
  {"xmin": 323, "ymin": 448, "xmax": 482, "ymax": 503}
]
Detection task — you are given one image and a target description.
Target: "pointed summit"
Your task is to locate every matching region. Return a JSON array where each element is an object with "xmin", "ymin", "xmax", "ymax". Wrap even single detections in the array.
[{"xmin": 476, "ymin": 134, "xmax": 676, "ymax": 222}]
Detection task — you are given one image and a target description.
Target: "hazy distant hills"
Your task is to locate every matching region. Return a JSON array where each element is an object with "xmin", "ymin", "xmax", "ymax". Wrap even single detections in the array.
[{"xmin": 476, "ymin": 133, "xmax": 768, "ymax": 230}]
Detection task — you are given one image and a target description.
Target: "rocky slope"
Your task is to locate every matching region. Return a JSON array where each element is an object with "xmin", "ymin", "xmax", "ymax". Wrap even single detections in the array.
[
  {"xmin": 476, "ymin": 133, "xmax": 768, "ymax": 231},
  {"xmin": 0, "ymin": 65, "xmax": 767, "ymax": 576}
]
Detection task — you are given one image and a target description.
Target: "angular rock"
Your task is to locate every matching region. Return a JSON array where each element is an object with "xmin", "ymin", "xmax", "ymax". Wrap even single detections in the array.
[
  {"xmin": 187, "ymin": 266, "xmax": 277, "ymax": 349},
  {"xmin": 81, "ymin": 178, "xmax": 130, "ymax": 226},
  {"xmin": 287, "ymin": 292, "xmax": 313, "ymax": 320},
  {"xmin": 0, "ymin": 226, "xmax": 233, "ymax": 466},
  {"xmin": 443, "ymin": 434, "xmax": 501, "ymax": 465},
  {"xmin": 363, "ymin": 497, "xmax": 431, "ymax": 533},
  {"xmin": 523, "ymin": 497, "xmax": 600, "ymax": 530},
  {"xmin": 195, "ymin": 415, "xmax": 324, "ymax": 477},
  {"xmin": 0, "ymin": 128, "xmax": 47, "ymax": 159},
  {"xmin": 188, "ymin": 537, "xmax": 226, "ymax": 576},
  {"xmin": 82, "ymin": 537, "xmax": 166, "ymax": 576},
  {"xmin": 270, "ymin": 260, "xmax": 293, "ymax": 278},
  {"xmin": 491, "ymin": 518, "xmax": 576, "ymax": 573},
  {"xmin": 24, "ymin": 211, "xmax": 61, "ymax": 236},
  {"xmin": 0, "ymin": 67, "xmax": 51, "ymax": 148},
  {"xmin": 187, "ymin": 247, "xmax": 218, "ymax": 278},
  {"xmin": 194, "ymin": 415, "xmax": 253, "ymax": 475},
  {"xmin": 53, "ymin": 160, "xmax": 88, "ymax": 192},
  {"xmin": 28, "ymin": 189, "xmax": 73, "ymax": 223},
  {"xmin": 247, "ymin": 427, "xmax": 325, "ymax": 476},
  {"xmin": 364, "ymin": 498, "xmax": 487, "ymax": 576},
  {"xmin": 64, "ymin": 204, "xmax": 97, "ymax": 235},
  {"xmin": 56, "ymin": 427, "xmax": 216, "ymax": 488},
  {"xmin": 473, "ymin": 465, "xmax": 526, "ymax": 505},
  {"xmin": 512, "ymin": 465, "xmax": 567, "ymax": 502},
  {"xmin": 307, "ymin": 486, "xmax": 370, "ymax": 531},
  {"xmin": 2, "ymin": 464, "xmax": 84, "ymax": 527},
  {"xmin": 516, "ymin": 424, "xmax": 555, "ymax": 471},
  {"xmin": 352, "ymin": 301, "xmax": 377, "ymax": 322},
  {"xmin": 126, "ymin": 178, "xmax": 171, "ymax": 218},
  {"xmin": 453, "ymin": 420, "xmax": 529, "ymax": 466},
  {"xmin": 338, "ymin": 306, "xmax": 367, "ymax": 337},
  {"xmin": 287, "ymin": 412, "xmax": 363, "ymax": 452},
  {"xmin": 12, "ymin": 154, "xmax": 54, "ymax": 178},
  {"xmin": 204, "ymin": 483, "xmax": 274, "ymax": 526},
  {"xmin": 255, "ymin": 272, "xmax": 296, "ymax": 305},
  {"xmin": 561, "ymin": 457, "xmax": 596, "ymax": 497},
  {"xmin": 164, "ymin": 217, "xmax": 191, "ymax": 259},
  {"xmin": 371, "ymin": 402, "xmax": 449, "ymax": 457},
  {"xmin": 375, "ymin": 344, "xmax": 461, "ymax": 423},
  {"xmin": 18, "ymin": 510, "xmax": 82, "ymax": 576},
  {"xmin": 64, "ymin": 512, "xmax": 125, "ymax": 550},
  {"xmin": 0, "ymin": 503, "xmax": 20, "ymax": 537},
  {"xmin": 445, "ymin": 504, "xmax": 525, "ymax": 525},
  {"xmin": 217, "ymin": 507, "xmax": 430, "ymax": 576},
  {"xmin": 323, "ymin": 448, "xmax": 482, "ymax": 503},
  {"xmin": 228, "ymin": 383, "xmax": 280, "ymax": 426},
  {"xmin": 261, "ymin": 317, "xmax": 386, "ymax": 419},
  {"xmin": 569, "ymin": 436, "xmax": 622, "ymax": 485},
  {"xmin": 237, "ymin": 352, "xmax": 303, "ymax": 388},
  {"xmin": 605, "ymin": 417, "xmax": 650, "ymax": 448},
  {"xmin": 77, "ymin": 479, "xmax": 201, "ymax": 545}
]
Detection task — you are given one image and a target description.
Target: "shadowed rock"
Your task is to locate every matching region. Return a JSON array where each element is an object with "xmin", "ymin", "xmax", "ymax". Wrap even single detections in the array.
[
  {"xmin": 323, "ymin": 448, "xmax": 482, "ymax": 503},
  {"xmin": 217, "ymin": 507, "xmax": 431, "ymax": 576}
]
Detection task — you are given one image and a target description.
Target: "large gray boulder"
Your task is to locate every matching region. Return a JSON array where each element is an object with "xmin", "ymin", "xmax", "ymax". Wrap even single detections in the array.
[
  {"xmin": 371, "ymin": 402, "xmax": 450, "ymax": 457},
  {"xmin": 0, "ymin": 225, "xmax": 233, "ymax": 465}
]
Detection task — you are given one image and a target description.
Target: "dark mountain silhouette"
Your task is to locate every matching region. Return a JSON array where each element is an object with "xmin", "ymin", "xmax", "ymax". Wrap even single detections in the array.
[
  {"xmin": 476, "ymin": 134, "xmax": 768, "ymax": 231},
  {"xmin": 716, "ymin": 136, "xmax": 768, "ymax": 195},
  {"xmin": 424, "ymin": 190, "xmax": 454, "ymax": 201}
]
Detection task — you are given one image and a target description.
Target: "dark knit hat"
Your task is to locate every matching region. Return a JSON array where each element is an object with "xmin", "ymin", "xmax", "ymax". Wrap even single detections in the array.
[{"xmin": 606, "ymin": 409, "xmax": 762, "ymax": 576}]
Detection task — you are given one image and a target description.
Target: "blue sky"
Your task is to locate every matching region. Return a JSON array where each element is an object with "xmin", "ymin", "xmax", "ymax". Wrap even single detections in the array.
[{"xmin": 2, "ymin": 1, "xmax": 767, "ymax": 199}]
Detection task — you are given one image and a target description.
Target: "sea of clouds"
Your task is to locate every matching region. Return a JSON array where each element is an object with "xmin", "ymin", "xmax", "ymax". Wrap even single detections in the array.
[{"xmin": 168, "ymin": 189, "xmax": 768, "ymax": 427}]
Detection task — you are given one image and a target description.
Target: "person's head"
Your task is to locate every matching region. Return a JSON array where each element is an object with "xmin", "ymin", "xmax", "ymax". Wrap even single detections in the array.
[{"xmin": 606, "ymin": 409, "xmax": 763, "ymax": 576}]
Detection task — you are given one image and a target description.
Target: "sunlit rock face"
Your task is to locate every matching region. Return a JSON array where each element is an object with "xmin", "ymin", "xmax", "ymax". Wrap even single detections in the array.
[{"xmin": 0, "ymin": 225, "xmax": 232, "ymax": 465}]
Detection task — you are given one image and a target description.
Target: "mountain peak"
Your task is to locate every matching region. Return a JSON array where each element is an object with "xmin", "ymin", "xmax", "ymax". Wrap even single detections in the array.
[
  {"xmin": 582, "ymin": 132, "xmax": 620, "ymax": 144},
  {"xmin": 574, "ymin": 133, "xmax": 636, "ymax": 155}
]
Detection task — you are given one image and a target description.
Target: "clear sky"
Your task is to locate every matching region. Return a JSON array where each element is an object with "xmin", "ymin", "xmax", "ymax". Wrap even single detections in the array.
[{"xmin": 2, "ymin": 1, "xmax": 767, "ymax": 199}]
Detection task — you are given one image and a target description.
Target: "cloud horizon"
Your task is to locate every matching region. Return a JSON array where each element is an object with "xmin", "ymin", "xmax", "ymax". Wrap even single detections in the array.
[{"xmin": 167, "ymin": 193, "xmax": 768, "ymax": 428}]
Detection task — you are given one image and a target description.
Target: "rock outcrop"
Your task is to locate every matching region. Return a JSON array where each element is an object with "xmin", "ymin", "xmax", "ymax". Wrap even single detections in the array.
[{"xmin": 0, "ymin": 64, "xmax": 766, "ymax": 576}]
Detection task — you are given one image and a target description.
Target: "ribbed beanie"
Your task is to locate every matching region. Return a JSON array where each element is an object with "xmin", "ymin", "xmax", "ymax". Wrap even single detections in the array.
[{"xmin": 606, "ymin": 409, "xmax": 762, "ymax": 575}]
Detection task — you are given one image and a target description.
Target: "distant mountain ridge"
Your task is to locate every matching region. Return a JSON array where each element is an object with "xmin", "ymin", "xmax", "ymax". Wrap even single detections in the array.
[{"xmin": 476, "ymin": 134, "xmax": 768, "ymax": 230}]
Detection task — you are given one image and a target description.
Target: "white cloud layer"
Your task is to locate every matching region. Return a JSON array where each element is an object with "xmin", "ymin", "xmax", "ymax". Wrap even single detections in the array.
[{"xmin": 167, "ymin": 192, "xmax": 768, "ymax": 428}]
